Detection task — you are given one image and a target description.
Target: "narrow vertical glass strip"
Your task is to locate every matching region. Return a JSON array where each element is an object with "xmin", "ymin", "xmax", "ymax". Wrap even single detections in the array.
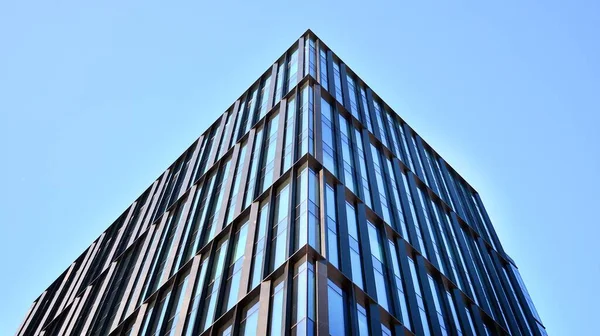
[
  {"xmin": 325, "ymin": 184, "xmax": 339, "ymax": 268},
  {"xmin": 321, "ymin": 98, "xmax": 337, "ymax": 175}
]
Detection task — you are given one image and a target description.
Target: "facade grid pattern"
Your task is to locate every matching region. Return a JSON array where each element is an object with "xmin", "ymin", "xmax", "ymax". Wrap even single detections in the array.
[{"xmin": 16, "ymin": 30, "xmax": 547, "ymax": 336}]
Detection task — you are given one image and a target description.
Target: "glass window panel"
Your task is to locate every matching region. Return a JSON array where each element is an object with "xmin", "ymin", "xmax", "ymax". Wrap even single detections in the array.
[
  {"xmin": 357, "ymin": 303, "xmax": 370, "ymax": 336},
  {"xmin": 319, "ymin": 48, "xmax": 328, "ymax": 90},
  {"xmin": 272, "ymin": 182, "xmax": 291, "ymax": 271},
  {"xmin": 325, "ymin": 184, "xmax": 339, "ymax": 268},
  {"xmin": 327, "ymin": 280, "xmax": 346, "ymax": 336},
  {"xmin": 269, "ymin": 281, "xmax": 286, "ymax": 336},
  {"xmin": 346, "ymin": 202, "xmax": 363, "ymax": 289}
]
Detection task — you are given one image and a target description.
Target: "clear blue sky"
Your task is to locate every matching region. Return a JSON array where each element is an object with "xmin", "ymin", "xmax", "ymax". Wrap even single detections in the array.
[{"xmin": 1, "ymin": 1, "xmax": 598, "ymax": 335}]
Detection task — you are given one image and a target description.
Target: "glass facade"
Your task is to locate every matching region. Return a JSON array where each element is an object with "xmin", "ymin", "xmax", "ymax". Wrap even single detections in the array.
[{"xmin": 17, "ymin": 30, "xmax": 546, "ymax": 336}]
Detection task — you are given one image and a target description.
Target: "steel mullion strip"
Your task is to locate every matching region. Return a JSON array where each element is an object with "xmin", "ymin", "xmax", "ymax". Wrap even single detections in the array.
[
  {"xmin": 107, "ymin": 225, "xmax": 154, "ymax": 329},
  {"xmin": 171, "ymin": 254, "xmax": 202, "ymax": 335},
  {"xmin": 78, "ymin": 262, "xmax": 117, "ymax": 335},
  {"xmin": 59, "ymin": 240, "xmax": 97, "ymax": 312},
  {"xmin": 406, "ymin": 170, "xmax": 443, "ymax": 269},
  {"xmin": 395, "ymin": 238, "xmax": 426, "ymax": 335},
  {"xmin": 33, "ymin": 263, "xmax": 77, "ymax": 335},
  {"xmin": 272, "ymin": 98, "xmax": 287, "ymax": 181},
  {"xmin": 100, "ymin": 208, "xmax": 135, "ymax": 277},
  {"xmin": 237, "ymin": 202, "xmax": 260, "ymax": 301},
  {"xmin": 439, "ymin": 159, "xmax": 468, "ymax": 221},
  {"xmin": 365, "ymin": 88, "xmax": 383, "ymax": 142},
  {"xmin": 469, "ymin": 302, "xmax": 489, "ymax": 336},
  {"xmin": 56, "ymin": 296, "xmax": 80, "ymax": 336},
  {"xmin": 449, "ymin": 212, "xmax": 493, "ymax": 316},
  {"xmin": 326, "ymin": 50, "xmax": 335, "ymax": 97},
  {"xmin": 213, "ymin": 145, "xmax": 241, "ymax": 235},
  {"xmin": 314, "ymin": 259, "xmax": 329, "ymax": 336},
  {"xmin": 127, "ymin": 301, "xmax": 149, "ymax": 336},
  {"xmin": 355, "ymin": 202, "xmax": 378, "ymax": 300},
  {"xmin": 475, "ymin": 238, "xmax": 521, "ymax": 335},
  {"xmin": 160, "ymin": 185, "xmax": 198, "ymax": 284},
  {"xmin": 452, "ymin": 287, "xmax": 475, "ymax": 336},
  {"xmin": 415, "ymin": 255, "xmax": 444, "ymax": 336},
  {"xmin": 317, "ymin": 170, "xmax": 328, "ymax": 259},
  {"xmin": 62, "ymin": 286, "xmax": 92, "ymax": 336},
  {"xmin": 178, "ymin": 136, "xmax": 203, "ymax": 199},
  {"xmin": 335, "ymin": 182, "xmax": 353, "ymax": 281},
  {"xmin": 379, "ymin": 224, "xmax": 404, "ymax": 325},
  {"xmin": 141, "ymin": 169, "xmax": 171, "ymax": 236},
  {"xmin": 220, "ymin": 101, "xmax": 240, "ymax": 157},
  {"xmin": 473, "ymin": 193, "xmax": 506, "ymax": 255},
  {"xmin": 266, "ymin": 63, "xmax": 278, "ymax": 111},
  {"xmin": 297, "ymin": 36, "xmax": 305, "ymax": 86},
  {"xmin": 339, "ymin": 63, "xmax": 352, "ymax": 111},
  {"xmin": 16, "ymin": 291, "xmax": 46, "ymax": 336},
  {"xmin": 505, "ymin": 264, "xmax": 544, "ymax": 336},
  {"xmin": 124, "ymin": 215, "xmax": 169, "ymax": 317},
  {"xmin": 313, "ymin": 86, "xmax": 324, "ymax": 165},
  {"xmin": 233, "ymin": 128, "xmax": 255, "ymax": 216},
  {"xmin": 415, "ymin": 136, "xmax": 440, "ymax": 196},
  {"xmin": 255, "ymin": 280, "xmax": 272, "ymax": 336},
  {"xmin": 360, "ymin": 128, "xmax": 383, "ymax": 217},
  {"xmin": 206, "ymin": 114, "xmax": 228, "ymax": 169},
  {"xmin": 489, "ymin": 250, "xmax": 531, "ymax": 334},
  {"xmin": 128, "ymin": 182, "xmax": 159, "ymax": 247}
]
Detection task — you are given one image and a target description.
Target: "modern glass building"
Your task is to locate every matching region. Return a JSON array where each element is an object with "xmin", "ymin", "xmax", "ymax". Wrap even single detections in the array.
[{"xmin": 16, "ymin": 30, "xmax": 547, "ymax": 336}]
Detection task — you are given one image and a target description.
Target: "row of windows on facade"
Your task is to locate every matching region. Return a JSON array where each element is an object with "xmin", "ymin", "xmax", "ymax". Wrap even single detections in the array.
[
  {"xmin": 21, "ymin": 34, "xmax": 543, "ymax": 336},
  {"xmin": 26, "ymin": 158, "xmax": 542, "ymax": 336},
  {"xmin": 24, "ymin": 83, "xmax": 531, "ymax": 335},
  {"xmin": 192, "ymin": 34, "xmax": 500, "ymax": 255},
  {"xmin": 135, "ymin": 34, "xmax": 497, "ymax": 262}
]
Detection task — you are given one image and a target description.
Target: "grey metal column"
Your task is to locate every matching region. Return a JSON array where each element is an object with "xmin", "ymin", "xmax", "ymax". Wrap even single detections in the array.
[
  {"xmin": 315, "ymin": 259, "xmax": 329, "ymax": 336},
  {"xmin": 449, "ymin": 213, "xmax": 493, "ymax": 317},
  {"xmin": 266, "ymin": 63, "xmax": 278, "ymax": 111},
  {"xmin": 255, "ymin": 280, "xmax": 272, "ymax": 336},
  {"xmin": 391, "ymin": 158, "xmax": 421, "ymax": 247},
  {"xmin": 213, "ymin": 145, "xmax": 241, "ymax": 234},
  {"xmin": 179, "ymin": 136, "xmax": 203, "ymax": 199},
  {"xmin": 415, "ymin": 255, "xmax": 443, "ymax": 336},
  {"xmin": 489, "ymin": 250, "xmax": 533, "ymax": 335},
  {"xmin": 355, "ymin": 203, "xmax": 377, "ymax": 300},
  {"xmin": 62, "ymin": 286, "xmax": 92, "ymax": 336},
  {"xmin": 160, "ymin": 186, "xmax": 197, "ymax": 283},
  {"xmin": 365, "ymin": 88, "xmax": 383, "ymax": 141},
  {"xmin": 505, "ymin": 264, "xmax": 543, "ymax": 336},
  {"xmin": 125, "ymin": 214, "xmax": 169, "ymax": 315},
  {"xmin": 234, "ymin": 128, "xmax": 256, "ymax": 216},
  {"xmin": 452, "ymin": 288, "xmax": 475, "ymax": 336},
  {"xmin": 394, "ymin": 237, "xmax": 424, "ymax": 335},
  {"xmin": 360, "ymin": 128, "xmax": 383, "ymax": 216},
  {"xmin": 407, "ymin": 171, "xmax": 442, "ymax": 269},
  {"xmin": 172, "ymin": 254, "xmax": 202, "ymax": 336},
  {"xmin": 32, "ymin": 263, "xmax": 77, "ymax": 335},
  {"xmin": 313, "ymin": 86, "xmax": 324, "ymax": 165},
  {"xmin": 237, "ymin": 202, "xmax": 260, "ymax": 300},
  {"xmin": 297, "ymin": 36, "xmax": 305, "ymax": 85},
  {"xmin": 206, "ymin": 114, "xmax": 228, "ymax": 168},
  {"xmin": 473, "ymin": 192, "xmax": 505, "ymax": 255},
  {"xmin": 339, "ymin": 63, "xmax": 352, "ymax": 110},
  {"xmin": 78, "ymin": 263, "xmax": 117, "ymax": 335},
  {"xmin": 335, "ymin": 183, "xmax": 353, "ymax": 281},
  {"xmin": 273, "ymin": 98, "xmax": 288, "ymax": 178},
  {"xmin": 415, "ymin": 136, "xmax": 440, "ymax": 196},
  {"xmin": 475, "ymin": 237, "xmax": 521, "ymax": 335},
  {"xmin": 402, "ymin": 124, "xmax": 426, "ymax": 182}
]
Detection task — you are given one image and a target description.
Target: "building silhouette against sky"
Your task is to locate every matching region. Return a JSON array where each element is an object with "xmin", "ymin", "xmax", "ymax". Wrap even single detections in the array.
[{"xmin": 16, "ymin": 30, "xmax": 547, "ymax": 336}]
